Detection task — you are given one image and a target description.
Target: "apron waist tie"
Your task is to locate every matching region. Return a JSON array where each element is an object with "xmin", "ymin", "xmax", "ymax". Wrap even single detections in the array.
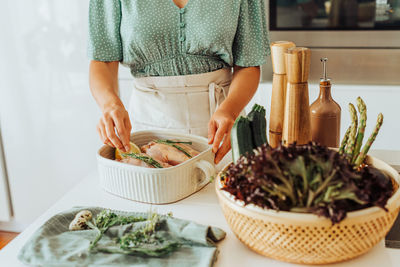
[{"xmin": 208, "ymin": 82, "xmax": 228, "ymax": 117}]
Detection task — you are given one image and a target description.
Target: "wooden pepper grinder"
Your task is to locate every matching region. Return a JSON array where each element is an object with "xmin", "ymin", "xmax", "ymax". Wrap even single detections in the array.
[
  {"xmin": 269, "ymin": 41, "xmax": 296, "ymax": 148},
  {"xmin": 310, "ymin": 58, "xmax": 341, "ymax": 147},
  {"xmin": 282, "ymin": 47, "xmax": 312, "ymax": 146}
]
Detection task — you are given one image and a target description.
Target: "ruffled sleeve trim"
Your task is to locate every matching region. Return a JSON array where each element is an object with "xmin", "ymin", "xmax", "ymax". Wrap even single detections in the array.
[
  {"xmin": 232, "ymin": 0, "xmax": 270, "ymax": 67},
  {"xmin": 87, "ymin": 0, "xmax": 123, "ymax": 62}
]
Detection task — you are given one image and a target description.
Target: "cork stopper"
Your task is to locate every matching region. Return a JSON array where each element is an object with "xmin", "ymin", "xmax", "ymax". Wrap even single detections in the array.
[
  {"xmin": 285, "ymin": 47, "xmax": 311, "ymax": 84},
  {"xmin": 271, "ymin": 41, "xmax": 296, "ymax": 74}
]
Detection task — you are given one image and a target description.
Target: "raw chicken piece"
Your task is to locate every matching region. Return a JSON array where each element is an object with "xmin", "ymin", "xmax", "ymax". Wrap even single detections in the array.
[
  {"xmin": 142, "ymin": 141, "xmax": 199, "ymax": 166},
  {"xmin": 118, "ymin": 153, "xmax": 171, "ymax": 168}
]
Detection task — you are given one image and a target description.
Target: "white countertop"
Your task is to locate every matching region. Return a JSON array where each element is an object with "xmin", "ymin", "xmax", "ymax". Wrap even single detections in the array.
[{"xmin": 1, "ymin": 151, "xmax": 400, "ymax": 267}]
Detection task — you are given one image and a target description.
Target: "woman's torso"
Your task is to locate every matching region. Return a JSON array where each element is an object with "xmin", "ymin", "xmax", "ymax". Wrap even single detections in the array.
[
  {"xmin": 88, "ymin": 0, "xmax": 270, "ymax": 77},
  {"xmin": 120, "ymin": 0, "xmax": 239, "ymax": 76}
]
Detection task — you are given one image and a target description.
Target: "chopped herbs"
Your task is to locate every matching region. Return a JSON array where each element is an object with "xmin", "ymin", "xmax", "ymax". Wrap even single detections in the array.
[
  {"xmin": 122, "ymin": 153, "xmax": 164, "ymax": 168},
  {"xmin": 154, "ymin": 139, "xmax": 193, "ymax": 158},
  {"xmin": 86, "ymin": 210, "xmax": 180, "ymax": 256},
  {"xmin": 88, "ymin": 211, "xmax": 147, "ymax": 251},
  {"xmin": 222, "ymin": 143, "xmax": 393, "ymax": 224},
  {"xmin": 116, "ymin": 213, "xmax": 180, "ymax": 256}
]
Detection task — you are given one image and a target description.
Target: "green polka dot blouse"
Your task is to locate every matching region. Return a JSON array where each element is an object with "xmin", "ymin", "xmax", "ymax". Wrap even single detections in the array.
[{"xmin": 88, "ymin": 0, "xmax": 270, "ymax": 77}]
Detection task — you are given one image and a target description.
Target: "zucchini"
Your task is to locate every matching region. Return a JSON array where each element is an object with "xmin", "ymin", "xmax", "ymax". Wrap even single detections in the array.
[
  {"xmin": 247, "ymin": 104, "xmax": 268, "ymax": 148},
  {"xmin": 231, "ymin": 116, "xmax": 254, "ymax": 163}
]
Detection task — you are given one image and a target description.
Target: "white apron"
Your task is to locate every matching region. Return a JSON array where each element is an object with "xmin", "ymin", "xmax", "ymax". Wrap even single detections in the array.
[{"xmin": 128, "ymin": 68, "xmax": 232, "ymax": 137}]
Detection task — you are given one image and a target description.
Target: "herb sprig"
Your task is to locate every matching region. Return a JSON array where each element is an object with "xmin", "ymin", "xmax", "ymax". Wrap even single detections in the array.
[
  {"xmin": 88, "ymin": 211, "xmax": 146, "ymax": 251},
  {"xmin": 154, "ymin": 140, "xmax": 193, "ymax": 158},
  {"xmin": 87, "ymin": 211, "xmax": 180, "ymax": 256},
  {"xmin": 122, "ymin": 153, "xmax": 164, "ymax": 168}
]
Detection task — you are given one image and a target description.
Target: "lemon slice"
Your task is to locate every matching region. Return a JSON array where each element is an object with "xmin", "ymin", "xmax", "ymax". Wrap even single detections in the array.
[{"xmin": 115, "ymin": 142, "xmax": 141, "ymax": 160}]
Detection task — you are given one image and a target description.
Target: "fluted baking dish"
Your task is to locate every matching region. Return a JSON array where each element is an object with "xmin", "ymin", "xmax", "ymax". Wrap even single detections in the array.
[{"xmin": 97, "ymin": 130, "xmax": 215, "ymax": 204}]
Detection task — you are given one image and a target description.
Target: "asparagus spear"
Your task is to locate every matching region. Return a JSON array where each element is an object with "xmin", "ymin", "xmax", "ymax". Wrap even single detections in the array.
[
  {"xmin": 339, "ymin": 126, "xmax": 351, "ymax": 154},
  {"xmin": 354, "ymin": 113, "xmax": 384, "ymax": 166},
  {"xmin": 345, "ymin": 103, "xmax": 358, "ymax": 159},
  {"xmin": 352, "ymin": 97, "xmax": 367, "ymax": 163}
]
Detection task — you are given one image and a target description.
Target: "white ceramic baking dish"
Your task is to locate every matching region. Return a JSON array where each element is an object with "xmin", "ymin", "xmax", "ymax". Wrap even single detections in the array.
[{"xmin": 97, "ymin": 130, "xmax": 215, "ymax": 204}]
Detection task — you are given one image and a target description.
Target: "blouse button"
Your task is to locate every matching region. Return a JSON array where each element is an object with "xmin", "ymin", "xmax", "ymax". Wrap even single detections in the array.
[
  {"xmin": 179, "ymin": 36, "xmax": 186, "ymax": 42},
  {"xmin": 180, "ymin": 22, "xmax": 185, "ymax": 28},
  {"xmin": 179, "ymin": 8, "xmax": 185, "ymax": 14}
]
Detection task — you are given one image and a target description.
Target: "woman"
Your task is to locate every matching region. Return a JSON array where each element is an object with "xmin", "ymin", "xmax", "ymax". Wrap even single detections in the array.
[{"xmin": 89, "ymin": 0, "xmax": 269, "ymax": 164}]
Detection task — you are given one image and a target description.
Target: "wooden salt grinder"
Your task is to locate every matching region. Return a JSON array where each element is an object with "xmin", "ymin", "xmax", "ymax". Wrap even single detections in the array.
[
  {"xmin": 282, "ymin": 47, "xmax": 312, "ymax": 146},
  {"xmin": 269, "ymin": 41, "xmax": 296, "ymax": 148}
]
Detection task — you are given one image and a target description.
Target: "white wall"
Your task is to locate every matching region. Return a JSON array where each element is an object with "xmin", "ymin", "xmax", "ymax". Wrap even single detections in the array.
[{"xmin": 0, "ymin": 0, "xmax": 102, "ymax": 231}]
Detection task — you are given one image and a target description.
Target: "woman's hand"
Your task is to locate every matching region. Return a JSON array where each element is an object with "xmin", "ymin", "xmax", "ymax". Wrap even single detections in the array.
[
  {"xmin": 208, "ymin": 66, "xmax": 261, "ymax": 164},
  {"xmin": 90, "ymin": 60, "xmax": 132, "ymax": 151},
  {"xmin": 97, "ymin": 104, "xmax": 132, "ymax": 152},
  {"xmin": 208, "ymin": 107, "xmax": 237, "ymax": 164}
]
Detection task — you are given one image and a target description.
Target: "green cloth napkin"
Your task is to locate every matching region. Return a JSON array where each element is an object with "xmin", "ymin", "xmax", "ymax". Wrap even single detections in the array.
[{"xmin": 18, "ymin": 207, "xmax": 226, "ymax": 267}]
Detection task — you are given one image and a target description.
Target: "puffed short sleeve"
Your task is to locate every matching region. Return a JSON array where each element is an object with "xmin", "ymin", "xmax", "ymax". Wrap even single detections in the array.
[
  {"xmin": 232, "ymin": 0, "xmax": 270, "ymax": 67},
  {"xmin": 88, "ymin": 0, "xmax": 123, "ymax": 61}
]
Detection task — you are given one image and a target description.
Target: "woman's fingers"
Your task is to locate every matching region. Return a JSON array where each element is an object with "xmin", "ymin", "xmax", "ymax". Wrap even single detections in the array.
[
  {"xmin": 96, "ymin": 105, "xmax": 131, "ymax": 151},
  {"xmin": 212, "ymin": 122, "xmax": 229, "ymax": 153},
  {"xmin": 114, "ymin": 115, "xmax": 130, "ymax": 152},
  {"xmin": 104, "ymin": 117, "xmax": 124, "ymax": 150},
  {"xmin": 208, "ymin": 120, "xmax": 216, "ymax": 144},
  {"xmin": 215, "ymin": 132, "xmax": 231, "ymax": 164},
  {"xmin": 124, "ymin": 117, "xmax": 132, "ymax": 147}
]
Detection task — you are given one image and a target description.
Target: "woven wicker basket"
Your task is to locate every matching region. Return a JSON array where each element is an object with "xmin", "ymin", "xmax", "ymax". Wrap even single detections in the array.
[{"xmin": 215, "ymin": 154, "xmax": 400, "ymax": 265}]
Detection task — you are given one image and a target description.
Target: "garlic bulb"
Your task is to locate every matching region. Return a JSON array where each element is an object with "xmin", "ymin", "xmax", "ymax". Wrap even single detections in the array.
[{"xmin": 69, "ymin": 210, "xmax": 93, "ymax": 231}]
